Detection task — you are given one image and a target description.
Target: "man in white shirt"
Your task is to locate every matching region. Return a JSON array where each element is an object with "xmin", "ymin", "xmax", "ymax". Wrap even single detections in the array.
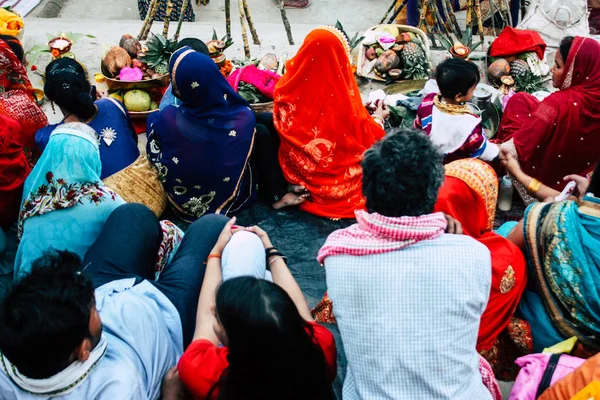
[
  {"xmin": 321, "ymin": 129, "xmax": 493, "ymax": 399},
  {"xmin": 0, "ymin": 204, "xmax": 229, "ymax": 399}
]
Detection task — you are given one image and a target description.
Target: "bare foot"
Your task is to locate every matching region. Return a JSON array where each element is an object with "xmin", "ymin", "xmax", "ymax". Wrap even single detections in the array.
[
  {"xmin": 288, "ymin": 184, "xmax": 308, "ymax": 194},
  {"xmin": 272, "ymin": 192, "xmax": 309, "ymax": 210}
]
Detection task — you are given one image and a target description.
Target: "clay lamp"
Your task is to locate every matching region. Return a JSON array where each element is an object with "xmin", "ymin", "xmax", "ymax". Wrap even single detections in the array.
[
  {"xmin": 48, "ymin": 34, "xmax": 73, "ymax": 58},
  {"xmin": 450, "ymin": 42, "xmax": 471, "ymax": 59}
]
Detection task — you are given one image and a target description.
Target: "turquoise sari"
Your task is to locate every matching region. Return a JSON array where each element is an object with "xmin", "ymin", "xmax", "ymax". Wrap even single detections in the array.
[
  {"xmin": 519, "ymin": 197, "xmax": 600, "ymax": 353},
  {"xmin": 14, "ymin": 123, "xmax": 124, "ymax": 280}
]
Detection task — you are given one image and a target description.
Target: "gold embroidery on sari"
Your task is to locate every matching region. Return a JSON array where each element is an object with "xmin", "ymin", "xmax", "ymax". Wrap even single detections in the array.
[{"xmin": 500, "ymin": 266, "xmax": 516, "ymax": 294}]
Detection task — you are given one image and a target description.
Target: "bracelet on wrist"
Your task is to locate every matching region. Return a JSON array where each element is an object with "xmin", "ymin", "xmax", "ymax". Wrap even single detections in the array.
[
  {"xmin": 528, "ymin": 178, "xmax": 542, "ymax": 194},
  {"xmin": 207, "ymin": 253, "xmax": 222, "ymax": 262}
]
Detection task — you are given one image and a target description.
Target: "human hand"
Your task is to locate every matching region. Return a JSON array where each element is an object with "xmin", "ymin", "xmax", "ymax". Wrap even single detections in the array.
[
  {"xmin": 443, "ymin": 214, "xmax": 463, "ymax": 235},
  {"xmin": 563, "ymin": 174, "xmax": 590, "ymax": 200},
  {"xmin": 244, "ymin": 225, "xmax": 274, "ymax": 249},
  {"xmin": 161, "ymin": 367, "xmax": 186, "ymax": 400},
  {"xmin": 499, "ymin": 147, "xmax": 521, "ymax": 176},
  {"xmin": 372, "ymin": 100, "xmax": 390, "ymax": 120},
  {"xmin": 211, "ymin": 217, "xmax": 243, "ymax": 255}
]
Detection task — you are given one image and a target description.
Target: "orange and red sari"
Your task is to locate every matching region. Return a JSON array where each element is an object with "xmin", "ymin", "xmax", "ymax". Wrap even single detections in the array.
[
  {"xmin": 273, "ymin": 27, "xmax": 384, "ymax": 219},
  {"xmin": 435, "ymin": 159, "xmax": 527, "ymax": 353}
]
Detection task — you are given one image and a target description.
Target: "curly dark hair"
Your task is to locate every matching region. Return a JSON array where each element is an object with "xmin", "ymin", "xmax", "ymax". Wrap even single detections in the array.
[{"xmin": 362, "ymin": 128, "xmax": 444, "ymax": 217}]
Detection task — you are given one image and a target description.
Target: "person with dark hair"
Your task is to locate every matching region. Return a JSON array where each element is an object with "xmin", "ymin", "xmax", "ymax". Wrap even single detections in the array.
[
  {"xmin": 318, "ymin": 129, "xmax": 500, "ymax": 399},
  {"xmin": 497, "ymin": 161, "xmax": 600, "ymax": 355},
  {"xmin": 36, "ymin": 58, "xmax": 139, "ymax": 180},
  {"xmin": 414, "ymin": 58, "xmax": 499, "ymax": 163},
  {"xmin": 0, "ymin": 202, "xmax": 233, "ymax": 398},
  {"xmin": 177, "ymin": 219, "xmax": 336, "ymax": 399},
  {"xmin": 498, "ymin": 36, "xmax": 600, "ymax": 204},
  {"xmin": 159, "ymin": 38, "xmax": 210, "ymax": 111}
]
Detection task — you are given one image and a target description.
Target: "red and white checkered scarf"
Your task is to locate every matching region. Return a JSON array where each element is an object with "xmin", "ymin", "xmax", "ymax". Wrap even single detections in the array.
[{"xmin": 317, "ymin": 210, "xmax": 448, "ymax": 263}]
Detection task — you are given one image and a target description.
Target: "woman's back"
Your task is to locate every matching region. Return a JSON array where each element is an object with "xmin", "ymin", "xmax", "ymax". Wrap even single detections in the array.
[{"xmin": 36, "ymin": 98, "xmax": 139, "ymax": 179}]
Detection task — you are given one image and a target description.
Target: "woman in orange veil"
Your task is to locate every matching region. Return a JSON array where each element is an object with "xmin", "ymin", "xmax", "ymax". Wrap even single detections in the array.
[{"xmin": 273, "ymin": 26, "xmax": 385, "ymax": 219}]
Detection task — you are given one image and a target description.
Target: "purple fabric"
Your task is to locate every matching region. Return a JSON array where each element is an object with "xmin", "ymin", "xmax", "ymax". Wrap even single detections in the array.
[{"xmin": 509, "ymin": 353, "xmax": 585, "ymax": 400}]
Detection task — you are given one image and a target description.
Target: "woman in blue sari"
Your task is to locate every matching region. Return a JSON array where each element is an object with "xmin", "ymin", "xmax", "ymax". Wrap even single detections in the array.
[
  {"xmin": 507, "ymin": 163, "xmax": 600, "ymax": 355},
  {"xmin": 147, "ymin": 47, "xmax": 257, "ymax": 221},
  {"xmin": 14, "ymin": 123, "xmax": 125, "ymax": 279}
]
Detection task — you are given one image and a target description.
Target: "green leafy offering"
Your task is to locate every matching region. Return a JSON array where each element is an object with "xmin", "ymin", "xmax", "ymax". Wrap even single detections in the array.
[{"xmin": 237, "ymin": 82, "xmax": 270, "ymax": 104}]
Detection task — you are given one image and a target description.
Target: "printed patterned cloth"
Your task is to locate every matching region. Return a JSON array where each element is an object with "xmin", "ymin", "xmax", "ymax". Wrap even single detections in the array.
[
  {"xmin": 154, "ymin": 220, "xmax": 184, "ymax": 279},
  {"xmin": 414, "ymin": 93, "xmax": 499, "ymax": 163}
]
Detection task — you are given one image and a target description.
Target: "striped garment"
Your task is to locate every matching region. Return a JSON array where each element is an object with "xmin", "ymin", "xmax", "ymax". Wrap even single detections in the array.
[{"xmin": 414, "ymin": 93, "xmax": 499, "ymax": 163}]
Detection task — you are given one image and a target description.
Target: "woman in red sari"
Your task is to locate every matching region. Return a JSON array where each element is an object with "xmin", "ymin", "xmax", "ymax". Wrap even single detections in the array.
[
  {"xmin": 0, "ymin": 114, "xmax": 30, "ymax": 228},
  {"xmin": 497, "ymin": 36, "xmax": 600, "ymax": 203},
  {"xmin": 0, "ymin": 36, "xmax": 47, "ymax": 157},
  {"xmin": 273, "ymin": 27, "xmax": 386, "ymax": 219},
  {"xmin": 434, "ymin": 159, "xmax": 527, "ymax": 355}
]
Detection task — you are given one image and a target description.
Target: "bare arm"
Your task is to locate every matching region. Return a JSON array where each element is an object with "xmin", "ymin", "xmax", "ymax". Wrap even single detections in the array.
[
  {"xmin": 245, "ymin": 225, "xmax": 314, "ymax": 322},
  {"xmin": 499, "ymin": 147, "xmax": 561, "ymax": 201},
  {"xmin": 192, "ymin": 218, "xmax": 239, "ymax": 344}
]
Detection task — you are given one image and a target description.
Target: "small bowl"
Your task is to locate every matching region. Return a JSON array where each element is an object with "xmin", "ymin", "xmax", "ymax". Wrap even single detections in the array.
[
  {"xmin": 450, "ymin": 45, "xmax": 471, "ymax": 59},
  {"xmin": 33, "ymin": 88, "xmax": 45, "ymax": 106},
  {"xmin": 48, "ymin": 37, "xmax": 73, "ymax": 56}
]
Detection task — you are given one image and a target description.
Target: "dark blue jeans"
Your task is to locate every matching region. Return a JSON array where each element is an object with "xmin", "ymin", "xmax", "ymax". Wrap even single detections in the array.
[{"xmin": 82, "ymin": 203, "xmax": 229, "ymax": 347}]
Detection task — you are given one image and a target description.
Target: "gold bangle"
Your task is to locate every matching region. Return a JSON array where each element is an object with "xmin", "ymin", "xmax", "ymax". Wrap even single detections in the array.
[
  {"xmin": 372, "ymin": 115, "xmax": 385, "ymax": 128},
  {"xmin": 528, "ymin": 178, "xmax": 542, "ymax": 194}
]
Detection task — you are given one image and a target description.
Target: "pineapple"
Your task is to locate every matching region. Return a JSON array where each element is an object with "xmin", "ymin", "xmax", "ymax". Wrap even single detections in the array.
[
  {"xmin": 400, "ymin": 41, "xmax": 429, "ymax": 80},
  {"xmin": 509, "ymin": 59, "xmax": 530, "ymax": 79},
  {"xmin": 139, "ymin": 33, "xmax": 177, "ymax": 76}
]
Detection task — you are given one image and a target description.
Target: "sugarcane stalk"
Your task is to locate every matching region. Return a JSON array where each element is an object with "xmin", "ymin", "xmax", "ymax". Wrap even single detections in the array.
[
  {"xmin": 138, "ymin": 0, "xmax": 159, "ymax": 40},
  {"xmin": 225, "ymin": 0, "xmax": 232, "ymax": 39},
  {"xmin": 387, "ymin": 0, "xmax": 411, "ymax": 24},
  {"xmin": 138, "ymin": 0, "xmax": 156, "ymax": 39},
  {"xmin": 238, "ymin": 0, "xmax": 251, "ymax": 58},
  {"xmin": 428, "ymin": 0, "xmax": 452, "ymax": 43},
  {"xmin": 242, "ymin": 0, "xmax": 260, "ymax": 45},
  {"xmin": 380, "ymin": 0, "xmax": 399, "ymax": 24},
  {"xmin": 174, "ymin": 0, "xmax": 190, "ymax": 42},
  {"xmin": 474, "ymin": 0, "xmax": 485, "ymax": 44},
  {"xmin": 465, "ymin": 0, "xmax": 473, "ymax": 28},
  {"xmin": 279, "ymin": 0, "xmax": 295, "ymax": 45},
  {"xmin": 441, "ymin": 0, "xmax": 461, "ymax": 37},
  {"xmin": 417, "ymin": 0, "xmax": 437, "ymax": 48},
  {"xmin": 488, "ymin": 0, "xmax": 497, "ymax": 36},
  {"xmin": 163, "ymin": 1, "xmax": 174, "ymax": 39}
]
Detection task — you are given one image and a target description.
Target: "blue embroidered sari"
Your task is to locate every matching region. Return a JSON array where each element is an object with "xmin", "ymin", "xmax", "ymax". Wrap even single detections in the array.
[
  {"xmin": 14, "ymin": 123, "xmax": 124, "ymax": 279},
  {"xmin": 520, "ymin": 197, "xmax": 600, "ymax": 353},
  {"xmin": 147, "ymin": 47, "xmax": 256, "ymax": 222}
]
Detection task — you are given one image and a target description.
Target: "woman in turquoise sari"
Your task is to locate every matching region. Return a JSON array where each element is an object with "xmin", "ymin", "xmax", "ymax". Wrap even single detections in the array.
[
  {"xmin": 14, "ymin": 123, "xmax": 125, "ymax": 280},
  {"xmin": 507, "ymin": 163, "xmax": 600, "ymax": 355}
]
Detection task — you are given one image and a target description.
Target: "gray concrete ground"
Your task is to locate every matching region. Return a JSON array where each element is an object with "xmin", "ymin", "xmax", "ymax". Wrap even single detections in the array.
[{"xmin": 28, "ymin": 0, "xmax": 391, "ymax": 37}]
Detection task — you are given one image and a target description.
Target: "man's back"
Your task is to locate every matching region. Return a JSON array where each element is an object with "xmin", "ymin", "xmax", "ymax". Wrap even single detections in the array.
[
  {"xmin": 325, "ymin": 233, "xmax": 492, "ymax": 400},
  {"xmin": 0, "ymin": 279, "xmax": 182, "ymax": 400}
]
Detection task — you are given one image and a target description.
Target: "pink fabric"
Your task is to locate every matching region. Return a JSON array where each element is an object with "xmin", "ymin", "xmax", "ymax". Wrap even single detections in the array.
[
  {"xmin": 316, "ymin": 209, "xmax": 448, "ymax": 263},
  {"xmin": 480, "ymin": 356, "xmax": 502, "ymax": 400},
  {"xmin": 226, "ymin": 65, "xmax": 281, "ymax": 99},
  {"xmin": 509, "ymin": 353, "xmax": 586, "ymax": 400}
]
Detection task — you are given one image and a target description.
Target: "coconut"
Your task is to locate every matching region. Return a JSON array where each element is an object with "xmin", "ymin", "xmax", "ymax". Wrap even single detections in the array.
[
  {"xmin": 488, "ymin": 59, "xmax": 511, "ymax": 82},
  {"xmin": 119, "ymin": 34, "xmax": 142, "ymax": 59},
  {"xmin": 124, "ymin": 90, "xmax": 151, "ymax": 112},
  {"xmin": 104, "ymin": 46, "xmax": 132, "ymax": 78},
  {"xmin": 374, "ymin": 50, "xmax": 400, "ymax": 74}
]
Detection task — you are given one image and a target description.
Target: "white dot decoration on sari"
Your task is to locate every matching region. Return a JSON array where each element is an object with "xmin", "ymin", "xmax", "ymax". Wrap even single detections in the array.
[
  {"xmin": 191, "ymin": 82, "xmax": 199, "ymax": 89},
  {"xmin": 172, "ymin": 157, "xmax": 179, "ymax": 164},
  {"xmin": 229, "ymin": 130, "xmax": 237, "ymax": 137}
]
